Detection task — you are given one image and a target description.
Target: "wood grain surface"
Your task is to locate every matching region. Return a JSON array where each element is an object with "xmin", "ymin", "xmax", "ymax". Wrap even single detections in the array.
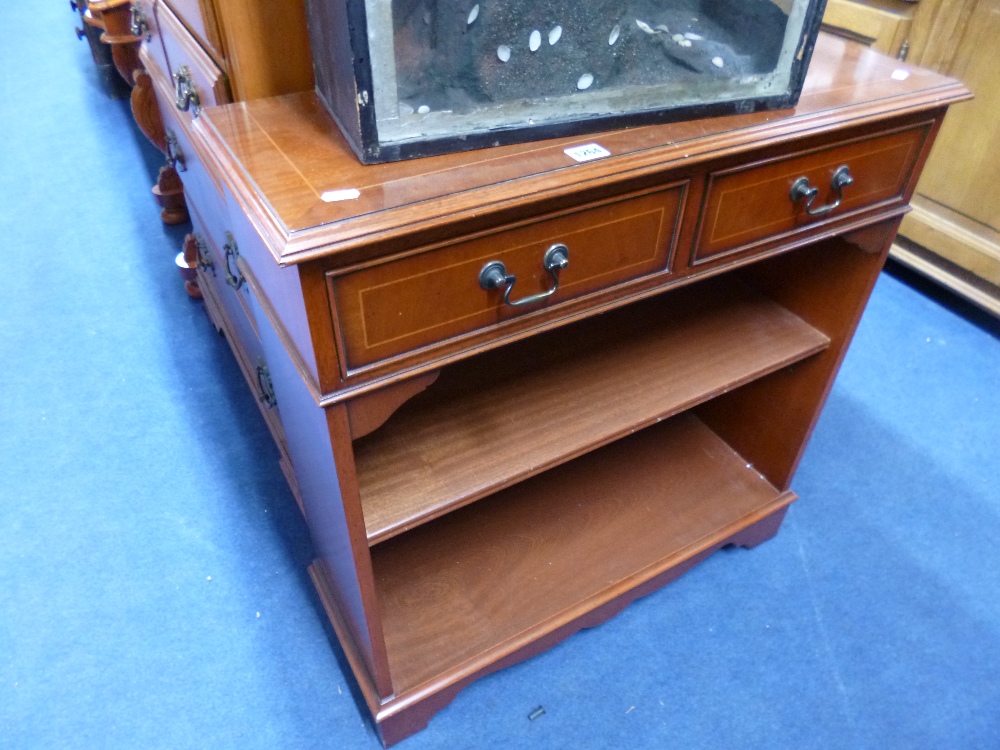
[
  {"xmin": 354, "ymin": 277, "xmax": 829, "ymax": 544},
  {"xmin": 147, "ymin": 55, "xmax": 230, "ymax": 229},
  {"xmin": 136, "ymin": 0, "xmax": 170, "ymax": 84},
  {"xmin": 161, "ymin": 0, "xmax": 225, "ymax": 65},
  {"xmin": 330, "ymin": 183, "xmax": 683, "ymax": 370},
  {"xmin": 157, "ymin": 0, "xmax": 231, "ymax": 110},
  {"xmin": 211, "ymin": 0, "xmax": 314, "ymax": 102},
  {"xmin": 693, "ymin": 121, "xmax": 929, "ymax": 263},
  {"xmin": 170, "ymin": 33, "xmax": 971, "ymax": 745},
  {"xmin": 371, "ymin": 413, "xmax": 791, "ymax": 694},
  {"xmin": 196, "ymin": 34, "xmax": 968, "ymax": 265}
]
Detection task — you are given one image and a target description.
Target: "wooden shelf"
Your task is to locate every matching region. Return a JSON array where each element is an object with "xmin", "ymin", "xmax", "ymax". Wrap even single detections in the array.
[
  {"xmin": 354, "ymin": 279, "xmax": 829, "ymax": 544},
  {"xmin": 371, "ymin": 413, "xmax": 794, "ymax": 695}
]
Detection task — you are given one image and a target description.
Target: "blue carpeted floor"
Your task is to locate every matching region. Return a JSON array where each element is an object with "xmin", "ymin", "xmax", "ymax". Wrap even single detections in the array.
[{"xmin": 2, "ymin": 6, "xmax": 999, "ymax": 749}]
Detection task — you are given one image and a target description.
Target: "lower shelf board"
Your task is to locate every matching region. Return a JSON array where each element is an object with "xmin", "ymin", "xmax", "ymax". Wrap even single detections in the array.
[
  {"xmin": 356, "ymin": 278, "xmax": 827, "ymax": 544},
  {"xmin": 370, "ymin": 412, "xmax": 795, "ymax": 698}
]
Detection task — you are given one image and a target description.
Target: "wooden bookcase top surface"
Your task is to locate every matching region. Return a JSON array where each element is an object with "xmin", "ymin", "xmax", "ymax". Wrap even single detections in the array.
[{"xmin": 196, "ymin": 34, "xmax": 968, "ymax": 264}]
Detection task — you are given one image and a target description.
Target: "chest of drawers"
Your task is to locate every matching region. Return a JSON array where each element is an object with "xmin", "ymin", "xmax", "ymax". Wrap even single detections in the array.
[{"xmin": 177, "ymin": 34, "xmax": 967, "ymax": 745}]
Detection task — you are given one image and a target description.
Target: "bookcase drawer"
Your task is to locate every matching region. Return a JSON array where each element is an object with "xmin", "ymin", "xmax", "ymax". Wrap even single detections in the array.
[
  {"xmin": 692, "ymin": 122, "xmax": 931, "ymax": 265},
  {"xmin": 328, "ymin": 183, "xmax": 685, "ymax": 373}
]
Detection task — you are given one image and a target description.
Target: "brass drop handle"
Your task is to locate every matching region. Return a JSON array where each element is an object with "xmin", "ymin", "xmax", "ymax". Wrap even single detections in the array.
[
  {"xmin": 256, "ymin": 360, "xmax": 277, "ymax": 409},
  {"xmin": 479, "ymin": 244, "xmax": 570, "ymax": 308},
  {"xmin": 790, "ymin": 165, "xmax": 854, "ymax": 217},
  {"xmin": 129, "ymin": 5, "xmax": 151, "ymax": 41},
  {"xmin": 173, "ymin": 66, "xmax": 200, "ymax": 115},
  {"xmin": 187, "ymin": 233, "xmax": 213, "ymax": 273},
  {"xmin": 223, "ymin": 232, "xmax": 244, "ymax": 290},
  {"xmin": 165, "ymin": 129, "xmax": 186, "ymax": 171}
]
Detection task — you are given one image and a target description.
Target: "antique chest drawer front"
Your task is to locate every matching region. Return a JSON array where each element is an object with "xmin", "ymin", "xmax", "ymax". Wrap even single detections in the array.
[
  {"xmin": 157, "ymin": 0, "xmax": 230, "ymax": 117},
  {"xmin": 161, "ymin": 0, "xmax": 222, "ymax": 62},
  {"xmin": 134, "ymin": 0, "xmax": 170, "ymax": 78},
  {"xmin": 329, "ymin": 184, "xmax": 685, "ymax": 373},
  {"xmin": 153, "ymin": 77, "xmax": 229, "ymax": 248},
  {"xmin": 191, "ymin": 208, "xmax": 265, "ymax": 372},
  {"xmin": 693, "ymin": 122, "xmax": 931, "ymax": 265}
]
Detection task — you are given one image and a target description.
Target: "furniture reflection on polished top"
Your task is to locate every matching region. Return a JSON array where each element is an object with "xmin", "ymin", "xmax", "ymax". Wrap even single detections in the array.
[
  {"xmin": 127, "ymin": 0, "xmax": 313, "ymax": 226},
  {"xmin": 178, "ymin": 34, "xmax": 968, "ymax": 746}
]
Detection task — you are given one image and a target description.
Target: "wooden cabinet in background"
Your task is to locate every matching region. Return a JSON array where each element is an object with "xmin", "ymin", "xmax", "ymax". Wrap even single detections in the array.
[
  {"xmin": 129, "ymin": 0, "xmax": 314, "ymax": 226},
  {"xmin": 822, "ymin": 0, "xmax": 916, "ymax": 57},
  {"xmin": 892, "ymin": 0, "xmax": 1000, "ymax": 315},
  {"xmin": 824, "ymin": 0, "xmax": 1000, "ymax": 314}
]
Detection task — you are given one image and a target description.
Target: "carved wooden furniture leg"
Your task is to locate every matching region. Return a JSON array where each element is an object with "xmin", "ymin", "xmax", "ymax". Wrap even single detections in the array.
[
  {"xmin": 131, "ymin": 67, "xmax": 189, "ymax": 225},
  {"xmin": 93, "ymin": 1, "xmax": 144, "ymax": 85},
  {"xmin": 73, "ymin": 2, "xmax": 124, "ymax": 93},
  {"xmin": 177, "ymin": 233, "xmax": 203, "ymax": 299},
  {"xmin": 153, "ymin": 165, "xmax": 189, "ymax": 225},
  {"xmin": 130, "ymin": 69, "xmax": 166, "ymax": 151},
  {"xmin": 109, "ymin": 40, "xmax": 142, "ymax": 87}
]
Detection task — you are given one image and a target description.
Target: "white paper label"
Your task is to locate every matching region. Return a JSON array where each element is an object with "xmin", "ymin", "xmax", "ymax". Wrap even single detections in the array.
[
  {"xmin": 891, "ymin": 69, "xmax": 910, "ymax": 81},
  {"xmin": 321, "ymin": 188, "xmax": 361, "ymax": 202},
  {"xmin": 564, "ymin": 143, "xmax": 611, "ymax": 163}
]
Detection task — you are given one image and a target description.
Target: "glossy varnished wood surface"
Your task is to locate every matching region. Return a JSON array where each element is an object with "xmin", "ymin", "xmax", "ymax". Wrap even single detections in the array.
[
  {"xmin": 354, "ymin": 278, "xmax": 828, "ymax": 544},
  {"xmin": 371, "ymin": 413, "xmax": 791, "ymax": 694},
  {"xmin": 198, "ymin": 34, "xmax": 968, "ymax": 264},
  {"xmin": 209, "ymin": 0, "xmax": 314, "ymax": 102},
  {"xmin": 693, "ymin": 121, "xmax": 929, "ymax": 263},
  {"xmin": 696, "ymin": 220, "xmax": 900, "ymax": 491},
  {"xmin": 157, "ymin": 0, "xmax": 231, "ymax": 109},
  {"xmin": 329, "ymin": 183, "xmax": 683, "ymax": 372},
  {"xmin": 173, "ymin": 33, "xmax": 971, "ymax": 746},
  {"xmin": 162, "ymin": 0, "xmax": 225, "ymax": 64}
]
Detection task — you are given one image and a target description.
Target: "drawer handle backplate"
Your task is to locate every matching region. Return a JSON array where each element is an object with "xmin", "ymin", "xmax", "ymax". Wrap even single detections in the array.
[
  {"xmin": 256, "ymin": 360, "xmax": 277, "ymax": 409},
  {"xmin": 479, "ymin": 244, "xmax": 570, "ymax": 308},
  {"xmin": 223, "ymin": 232, "xmax": 244, "ymax": 290},
  {"xmin": 173, "ymin": 66, "xmax": 201, "ymax": 115},
  {"xmin": 129, "ymin": 5, "xmax": 151, "ymax": 41},
  {"xmin": 164, "ymin": 129, "xmax": 186, "ymax": 172},
  {"xmin": 790, "ymin": 165, "xmax": 854, "ymax": 217},
  {"xmin": 191, "ymin": 233, "xmax": 214, "ymax": 274}
]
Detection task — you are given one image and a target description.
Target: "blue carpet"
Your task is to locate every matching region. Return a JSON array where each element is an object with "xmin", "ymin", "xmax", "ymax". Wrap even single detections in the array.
[{"xmin": 2, "ymin": 6, "xmax": 999, "ymax": 749}]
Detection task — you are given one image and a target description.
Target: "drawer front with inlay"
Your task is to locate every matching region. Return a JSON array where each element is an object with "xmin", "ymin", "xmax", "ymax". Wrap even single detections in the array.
[
  {"xmin": 328, "ymin": 183, "xmax": 686, "ymax": 373},
  {"xmin": 692, "ymin": 122, "xmax": 931, "ymax": 265},
  {"xmin": 157, "ymin": 0, "xmax": 230, "ymax": 119},
  {"xmin": 162, "ymin": 0, "xmax": 223, "ymax": 62}
]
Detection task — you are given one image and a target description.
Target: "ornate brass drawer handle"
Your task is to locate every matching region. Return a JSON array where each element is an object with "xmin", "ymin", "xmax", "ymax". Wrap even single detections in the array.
[
  {"xmin": 479, "ymin": 244, "xmax": 570, "ymax": 308},
  {"xmin": 164, "ymin": 129, "xmax": 186, "ymax": 171},
  {"xmin": 129, "ymin": 5, "xmax": 151, "ymax": 41},
  {"xmin": 173, "ymin": 66, "xmax": 201, "ymax": 115},
  {"xmin": 790, "ymin": 165, "xmax": 854, "ymax": 217},
  {"xmin": 256, "ymin": 360, "xmax": 277, "ymax": 409},
  {"xmin": 193, "ymin": 234, "xmax": 214, "ymax": 273},
  {"xmin": 223, "ymin": 232, "xmax": 244, "ymax": 290}
]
